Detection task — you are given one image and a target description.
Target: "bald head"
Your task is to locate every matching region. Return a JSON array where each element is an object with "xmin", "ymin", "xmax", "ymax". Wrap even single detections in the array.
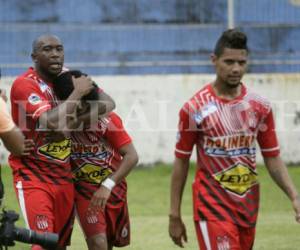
[
  {"xmin": 31, "ymin": 34, "xmax": 64, "ymax": 81},
  {"xmin": 32, "ymin": 34, "xmax": 62, "ymax": 54}
]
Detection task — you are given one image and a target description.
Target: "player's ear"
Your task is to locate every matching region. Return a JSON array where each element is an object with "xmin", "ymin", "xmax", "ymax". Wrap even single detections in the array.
[
  {"xmin": 31, "ymin": 53, "xmax": 38, "ymax": 63},
  {"xmin": 211, "ymin": 53, "xmax": 217, "ymax": 65}
]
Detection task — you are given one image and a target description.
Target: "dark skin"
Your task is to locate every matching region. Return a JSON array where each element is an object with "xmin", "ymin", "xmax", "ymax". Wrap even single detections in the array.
[{"xmin": 31, "ymin": 35, "xmax": 94, "ymax": 132}]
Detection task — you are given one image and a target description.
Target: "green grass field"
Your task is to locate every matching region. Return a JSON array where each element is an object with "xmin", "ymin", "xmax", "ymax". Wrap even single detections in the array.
[{"xmin": 2, "ymin": 163, "xmax": 300, "ymax": 249}]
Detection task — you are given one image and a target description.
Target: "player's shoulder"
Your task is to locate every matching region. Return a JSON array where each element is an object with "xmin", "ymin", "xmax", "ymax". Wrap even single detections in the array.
[
  {"xmin": 244, "ymin": 86, "xmax": 272, "ymax": 111},
  {"xmin": 12, "ymin": 68, "xmax": 39, "ymax": 90},
  {"xmin": 181, "ymin": 83, "xmax": 211, "ymax": 113}
]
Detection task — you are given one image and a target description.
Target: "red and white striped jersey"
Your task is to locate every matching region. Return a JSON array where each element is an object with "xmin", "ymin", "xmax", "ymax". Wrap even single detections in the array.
[
  {"xmin": 71, "ymin": 112, "xmax": 132, "ymax": 201},
  {"xmin": 9, "ymin": 67, "xmax": 73, "ymax": 184},
  {"xmin": 175, "ymin": 83, "xmax": 279, "ymax": 227}
]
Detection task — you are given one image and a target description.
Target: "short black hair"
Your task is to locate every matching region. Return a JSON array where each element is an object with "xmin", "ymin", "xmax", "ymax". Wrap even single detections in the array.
[
  {"xmin": 32, "ymin": 34, "xmax": 62, "ymax": 54},
  {"xmin": 52, "ymin": 70, "xmax": 99, "ymax": 101},
  {"xmin": 214, "ymin": 29, "xmax": 248, "ymax": 57}
]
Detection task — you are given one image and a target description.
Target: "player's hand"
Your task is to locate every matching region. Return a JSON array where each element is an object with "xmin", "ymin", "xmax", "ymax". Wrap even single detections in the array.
[
  {"xmin": 72, "ymin": 75, "xmax": 93, "ymax": 98},
  {"xmin": 21, "ymin": 139, "xmax": 35, "ymax": 156},
  {"xmin": 292, "ymin": 196, "xmax": 300, "ymax": 223},
  {"xmin": 169, "ymin": 215, "xmax": 188, "ymax": 248},
  {"xmin": 89, "ymin": 185, "xmax": 111, "ymax": 213}
]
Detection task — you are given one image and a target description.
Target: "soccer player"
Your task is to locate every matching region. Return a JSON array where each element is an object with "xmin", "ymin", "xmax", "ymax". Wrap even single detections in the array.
[
  {"xmin": 52, "ymin": 70, "xmax": 138, "ymax": 250},
  {"xmin": 9, "ymin": 35, "xmax": 115, "ymax": 250},
  {"xmin": 169, "ymin": 29, "xmax": 300, "ymax": 250}
]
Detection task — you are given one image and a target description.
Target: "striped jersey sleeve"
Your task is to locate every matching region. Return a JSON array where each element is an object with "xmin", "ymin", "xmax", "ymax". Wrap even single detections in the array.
[
  {"xmin": 257, "ymin": 109, "xmax": 280, "ymax": 157},
  {"xmin": 175, "ymin": 102, "xmax": 198, "ymax": 158}
]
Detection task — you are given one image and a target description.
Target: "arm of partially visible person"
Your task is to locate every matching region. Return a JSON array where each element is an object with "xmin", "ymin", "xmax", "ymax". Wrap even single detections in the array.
[
  {"xmin": 264, "ymin": 156, "xmax": 300, "ymax": 223},
  {"xmin": 0, "ymin": 98, "xmax": 33, "ymax": 156},
  {"xmin": 0, "ymin": 129, "xmax": 34, "ymax": 156}
]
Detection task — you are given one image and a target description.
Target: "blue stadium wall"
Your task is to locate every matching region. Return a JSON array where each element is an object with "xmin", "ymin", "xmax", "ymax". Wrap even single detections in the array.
[{"xmin": 1, "ymin": 0, "xmax": 300, "ymax": 75}]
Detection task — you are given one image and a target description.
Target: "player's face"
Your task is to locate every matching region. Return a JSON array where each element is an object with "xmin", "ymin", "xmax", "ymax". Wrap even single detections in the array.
[
  {"xmin": 32, "ymin": 36, "xmax": 64, "ymax": 77},
  {"xmin": 212, "ymin": 48, "xmax": 248, "ymax": 88}
]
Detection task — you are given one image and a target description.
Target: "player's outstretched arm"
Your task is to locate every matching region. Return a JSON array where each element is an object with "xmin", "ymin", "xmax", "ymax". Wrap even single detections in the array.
[
  {"xmin": 169, "ymin": 157, "xmax": 189, "ymax": 248},
  {"xmin": 89, "ymin": 143, "xmax": 138, "ymax": 212},
  {"xmin": 264, "ymin": 156, "xmax": 300, "ymax": 223}
]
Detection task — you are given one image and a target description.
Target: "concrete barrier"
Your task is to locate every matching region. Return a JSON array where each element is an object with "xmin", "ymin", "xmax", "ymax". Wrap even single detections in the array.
[{"xmin": 1, "ymin": 73, "xmax": 300, "ymax": 165}]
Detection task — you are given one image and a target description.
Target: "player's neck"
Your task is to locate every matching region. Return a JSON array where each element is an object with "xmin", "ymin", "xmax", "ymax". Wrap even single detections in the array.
[
  {"xmin": 212, "ymin": 80, "xmax": 242, "ymax": 101},
  {"xmin": 34, "ymin": 67, "xmax": 55, "ymax": 84}
]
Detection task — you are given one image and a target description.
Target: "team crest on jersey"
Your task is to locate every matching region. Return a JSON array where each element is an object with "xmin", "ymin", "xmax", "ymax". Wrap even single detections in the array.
[
  {"xmin": 74, "ymin": 163, "xmax": 112, "ymax": 184},
  {"xmin": 28, "ymin": 93, "xmax": 42, "ymax": 105},
  {"xmin": 38, "ymin": 138, "xmax": 71, "ymax": 162},
  {"xmin": 193, "ymin": 101, "xmax": 218, "ymax": 125},
  {"xmin": 214, "ymin": 163, "xmax": 258, "ymax": 196}
]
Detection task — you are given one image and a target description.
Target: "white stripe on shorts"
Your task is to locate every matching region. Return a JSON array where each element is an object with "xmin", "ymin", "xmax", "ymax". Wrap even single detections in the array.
[
  {"xmin": 16, "ymin": 181, "xmax": 30, "ymax": 229},
  {"xmin": 199, "ymin": 221, "xmax": 212, "ymax": 250}
]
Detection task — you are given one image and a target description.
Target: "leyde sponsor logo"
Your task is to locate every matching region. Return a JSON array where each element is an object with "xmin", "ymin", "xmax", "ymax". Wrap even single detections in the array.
[
  {"xmin": 74, "ymin": 163, "xmax": 112, "ymax": 184},
  {"xmin": 38, "ymin": 138, "xmax": 71, "ymax": 161},
  {"xmin": 214, "ymin": 164, "xmax": 258, "ymax": 196}
]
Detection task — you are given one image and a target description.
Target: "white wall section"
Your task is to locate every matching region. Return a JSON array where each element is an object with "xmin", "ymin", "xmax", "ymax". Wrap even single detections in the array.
[{"xmin": 2, "ymin": 73, "xmax": 300, "ymax": 165}]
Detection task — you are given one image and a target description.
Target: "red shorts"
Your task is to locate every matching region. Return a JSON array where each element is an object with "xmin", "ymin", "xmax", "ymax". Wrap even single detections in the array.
[
  {"xmin": 194, "ymin": 220, "xmax": 255, "ymax": 250},
  {"xmin": 75, "ymin": 192, "xmax": 130, "ymax": 247},
  {"xmin": 14, "ymin": 180, "xmax": 75, "ymax": 249}
]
